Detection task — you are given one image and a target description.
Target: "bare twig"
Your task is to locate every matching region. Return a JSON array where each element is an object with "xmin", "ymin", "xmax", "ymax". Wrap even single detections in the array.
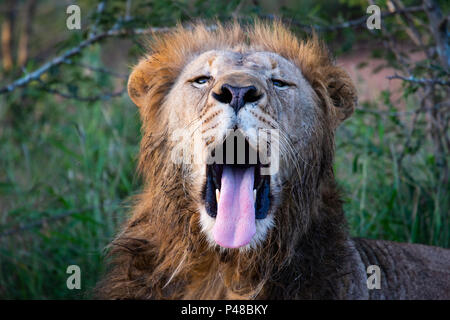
[
  {"xmin": 390, "ymin": 0, "xmax": 428, "ymax": 51},
  {"xmin": 63, "ymin": 59, "xmax": 128, "ymax": 79},
  {"xmin": 423, "ymin": 0, "xmax": 449, "ymax": 70},
  {"xmin": 125, "ymin": 0, "xmax": 132, "ymax": 21},
  {"xmin": 88, "ymin": 1, "xmax": 106, "ymax": 38},
  {"xmin": 387, "ymin": 74, "xmax": 450, "ymax": 86},
  {"xmin": 0, "ymin": 25, "xmax": 171, "ymax": 95},
  {"xmin": 260, "ymin": 5, "xmax": 426, "ymax": 31}
]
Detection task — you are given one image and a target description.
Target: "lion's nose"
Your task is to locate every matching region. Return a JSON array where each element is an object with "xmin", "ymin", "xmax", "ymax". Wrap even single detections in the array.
[{"xmin": 212, "ymin": 84, "xmax": 262, "ymax": 114}]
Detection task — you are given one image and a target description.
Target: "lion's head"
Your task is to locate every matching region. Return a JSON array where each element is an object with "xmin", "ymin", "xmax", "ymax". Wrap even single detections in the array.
[
  {"xmin": 96, "ymin": 21, "xmax": 359, "ymax": 300},
  {"xmin": 128, "ymin": 21, "xmax": 356, "ymax": 252}
]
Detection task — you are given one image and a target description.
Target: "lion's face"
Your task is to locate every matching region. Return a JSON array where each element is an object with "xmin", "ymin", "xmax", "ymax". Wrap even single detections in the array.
[
  {"xmin": 163, "ymin": 49, "xmax": 320, "ymax": 249},
  {"xmin": 127, "ymin": 23, "xmax": 356, "ymax": 251}
]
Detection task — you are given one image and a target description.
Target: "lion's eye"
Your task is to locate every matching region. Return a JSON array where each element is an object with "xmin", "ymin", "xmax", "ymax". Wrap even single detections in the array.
[
  {"xmin": 193, "ymin": 76, "xmax": 211, "ymax": 85},
  {"xmin": 272, "ymin": 79, "xmax": 288, "ymax": 88}
]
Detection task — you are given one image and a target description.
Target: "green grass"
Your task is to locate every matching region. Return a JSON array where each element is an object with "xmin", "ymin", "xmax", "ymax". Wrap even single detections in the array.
[
  {"xmin": 335, "ymin": 98, "xmax": 449, "ymax": 247},
  {"xmin": 0, "ymin": 76, "xmax": 448, "ymax": 299},
  {"xmin": 0, "ymin": 88, "xmax": 140, "ymax": 299}
]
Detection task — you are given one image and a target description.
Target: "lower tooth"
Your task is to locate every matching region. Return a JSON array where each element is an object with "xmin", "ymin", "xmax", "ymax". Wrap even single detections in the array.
[
  {"xmin": 253, "ymin": 189, "xmax": 257, "ymax": 202},
  {"xmin": 216, "ymin": 189, "xmax": 220, "ymax": 203}
]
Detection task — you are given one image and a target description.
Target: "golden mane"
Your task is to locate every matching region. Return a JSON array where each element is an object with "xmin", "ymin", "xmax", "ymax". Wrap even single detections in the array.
[{"xmin": 96, "ymin": 21, "xmax": 359, "ymax": 299}]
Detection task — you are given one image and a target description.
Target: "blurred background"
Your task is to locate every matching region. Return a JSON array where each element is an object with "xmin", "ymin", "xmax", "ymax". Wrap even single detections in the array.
[{"xmin": 0, "ymin": 0, "xmax": 448, "ymax": 299}]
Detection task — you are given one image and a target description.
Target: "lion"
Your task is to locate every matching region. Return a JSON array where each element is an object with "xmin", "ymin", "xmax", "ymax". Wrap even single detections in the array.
[{"xmin": 96, "ymin": 21, "xmax": 450, "ymax": 299}]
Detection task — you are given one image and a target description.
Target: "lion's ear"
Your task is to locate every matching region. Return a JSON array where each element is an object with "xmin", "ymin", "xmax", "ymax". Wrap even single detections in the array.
[
  {"xmin": 326, "ymin": 69, "xmax": 357, "ymax": 123},
  {"xmin": 127, "ymin": 59, "xmax": 152, "ymax": 108}
]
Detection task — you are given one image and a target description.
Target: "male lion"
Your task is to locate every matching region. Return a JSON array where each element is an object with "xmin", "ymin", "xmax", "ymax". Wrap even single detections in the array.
[{"xmin": 97, "ymin": 21, "xmax": 450, "ymax": 299}]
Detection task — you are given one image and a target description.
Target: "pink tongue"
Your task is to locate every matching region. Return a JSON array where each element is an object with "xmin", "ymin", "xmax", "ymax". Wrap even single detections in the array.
[{"xmin": 213, "ymin": 166, "xmax": 256, "ymax": 248}]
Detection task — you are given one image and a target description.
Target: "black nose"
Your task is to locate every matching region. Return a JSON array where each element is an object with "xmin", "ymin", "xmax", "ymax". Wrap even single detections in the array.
[{"xmin": 212, "ymin": 84, "xmax": 261, "ymax": 113}]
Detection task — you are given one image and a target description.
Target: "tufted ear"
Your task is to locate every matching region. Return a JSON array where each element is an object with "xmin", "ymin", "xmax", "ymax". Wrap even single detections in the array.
[
  {"xmin": 127, "ymin": 59, "xmax": 152, "ymax": 108},
  {"xmin": 325, "ymin": 68, "xmax": 357, "ymax": 123}
]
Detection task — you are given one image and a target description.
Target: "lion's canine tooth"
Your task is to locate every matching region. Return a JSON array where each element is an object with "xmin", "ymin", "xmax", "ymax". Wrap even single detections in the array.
[
  {"xmin": 254, "ymin": 189, "xmax": 257, "ymax": 202},
  {"xmin": 216, "ymin": 189, "xmax": 220, "ymax": 203}
]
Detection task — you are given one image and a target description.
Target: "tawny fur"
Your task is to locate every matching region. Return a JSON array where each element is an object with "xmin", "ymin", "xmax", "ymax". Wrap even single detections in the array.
[{"xmin": 96, "ymin": 21, "xmax": 450, "ymax": 300}]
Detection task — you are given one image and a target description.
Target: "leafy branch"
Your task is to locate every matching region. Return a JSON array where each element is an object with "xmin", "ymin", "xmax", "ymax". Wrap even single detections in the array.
[
  {"xmin": 0, "ymin": 25, "xmax": 171, "ymax": 95},
  {"xmin": 0, "ymin": 4, "xmax": 433, "ymax": 100}
]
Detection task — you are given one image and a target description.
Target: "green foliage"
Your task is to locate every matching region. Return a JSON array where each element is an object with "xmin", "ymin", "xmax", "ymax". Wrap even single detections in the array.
[
  {"xmin": 0, "ymin": 48, "xmax": 140, "ymax": 298},
  {"xmin": 336, "ymin": 98, "xmax": 449, "ymax": 247}
]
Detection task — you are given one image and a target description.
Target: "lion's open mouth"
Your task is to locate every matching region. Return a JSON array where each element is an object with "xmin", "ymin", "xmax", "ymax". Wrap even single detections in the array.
[{"xmin": 203, "ymin": 134, "xmax": 271, "ymax": 248}]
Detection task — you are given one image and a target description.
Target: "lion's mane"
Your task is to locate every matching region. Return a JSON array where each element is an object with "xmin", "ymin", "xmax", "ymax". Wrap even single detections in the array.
[{"xmin": 96, "ymin": 21, "xmax": 361, "ymax": 299}]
